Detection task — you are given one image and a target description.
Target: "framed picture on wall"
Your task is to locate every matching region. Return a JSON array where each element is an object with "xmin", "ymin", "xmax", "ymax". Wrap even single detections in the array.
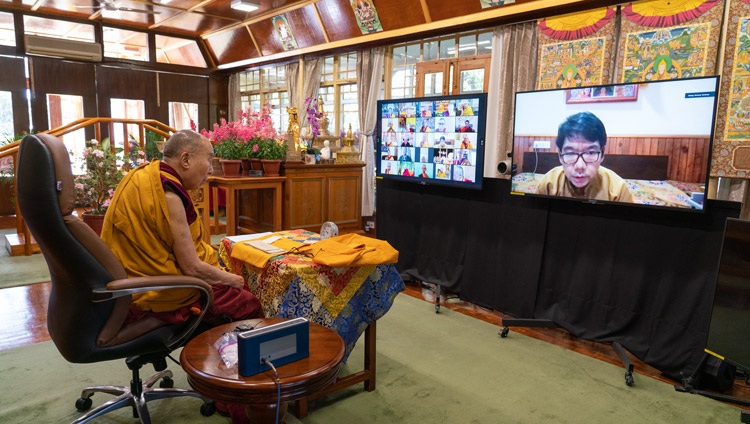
[{"xmin": 565, "ymin": 84, "xmax": 639, "ymax": 104}]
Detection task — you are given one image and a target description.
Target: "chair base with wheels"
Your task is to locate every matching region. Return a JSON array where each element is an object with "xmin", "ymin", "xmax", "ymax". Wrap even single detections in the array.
[{"xmin": 73, "ymin": 354, "xmax": 215, "ymax": 424}]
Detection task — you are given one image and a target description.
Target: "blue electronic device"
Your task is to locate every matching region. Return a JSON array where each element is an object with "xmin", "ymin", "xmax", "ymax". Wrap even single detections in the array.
[{"xmin": 237, "ymin": 317, "xmax": 310, "ymax": 377}]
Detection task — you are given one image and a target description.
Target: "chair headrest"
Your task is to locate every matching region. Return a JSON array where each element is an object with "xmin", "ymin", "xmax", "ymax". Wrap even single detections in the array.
[{"xmin": 30, "ymin": 134, "xmax": 77, "ymax": 216}]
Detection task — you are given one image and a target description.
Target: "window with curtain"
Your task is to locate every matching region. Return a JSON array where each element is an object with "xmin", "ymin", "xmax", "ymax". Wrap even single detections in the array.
[
  {"xmin": 237, "ymin": 65, "xmax": 289, "ymax": 132},
  {"xmin": 0, "ymin": 91, "xmax": 13, "ymax": 140},
  {"xmin": 47, "ymin": 93, "xmax": 85, "ymax": 173},
  {"xmin": 109, "ymin": 98, "xmax": 145, "ymax": 149},
  {"xmin": 169, "ymin": 102, "xmax": 199, "ymax": 130},
  {"xmin": 317, "ymin": 52, "xmax": 359, "ymax": 134}
]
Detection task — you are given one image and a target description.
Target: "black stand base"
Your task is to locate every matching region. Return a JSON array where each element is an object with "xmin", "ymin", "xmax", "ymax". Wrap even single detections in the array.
[
  {"xmin": 500, "ymin": 318, "xmax": 635, "ymax": 386},
  {"xmin": 675, "ymin": 353, "xmax": 750, "ymax": 418}
]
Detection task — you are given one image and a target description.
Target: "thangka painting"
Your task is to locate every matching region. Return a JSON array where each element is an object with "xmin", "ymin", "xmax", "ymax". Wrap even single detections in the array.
[
  {"xmin": 615, "ymin": 0, "xmax": 723, "ymax": 83},
  {"xmin": 350, "ymin": 0, "xmax": 383, "ymax": 34},
  {"xmin": 480, "ymin": 0, "xmax": 516, "ymax": 8},
  {"xmin": 712, "ymin": 0, "xmax": 750, "ymax": 178},
  {"xmin": 536, "ymin": 8, "xmax": 617, "ymax": 90},
  {"xmin": 272, "ymin": 14, "xmax": 298, "ymax": 51}
]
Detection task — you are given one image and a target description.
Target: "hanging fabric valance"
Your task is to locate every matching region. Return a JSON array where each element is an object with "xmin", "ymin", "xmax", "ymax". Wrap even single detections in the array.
[
  {"xmin": 538, "ymin": 7, "xmax": 616, "ymax": 40},
  {"xmin": 622, "ymin": 0, "xmax": 721, "ymax": 27}
]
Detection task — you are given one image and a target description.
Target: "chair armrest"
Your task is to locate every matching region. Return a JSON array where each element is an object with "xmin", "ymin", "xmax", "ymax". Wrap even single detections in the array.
[{"xmin": 93, "ymin": 276, "xmax": 215, "ymax": 349}]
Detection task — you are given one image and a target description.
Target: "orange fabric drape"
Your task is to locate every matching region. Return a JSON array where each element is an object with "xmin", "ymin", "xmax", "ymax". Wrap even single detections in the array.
[
  {"xmin": 538, "ymin": 7, "xmax": 615, "ymax": 40},
  {"xmin": 622, "ymin": 0, "xmax": 721, "ymax": 27}
]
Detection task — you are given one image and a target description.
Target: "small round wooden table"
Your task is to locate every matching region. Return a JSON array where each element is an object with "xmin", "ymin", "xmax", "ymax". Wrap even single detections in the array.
[{"xmin": 180, "ymin": 318, "xmax": 345, "ymax": 423}]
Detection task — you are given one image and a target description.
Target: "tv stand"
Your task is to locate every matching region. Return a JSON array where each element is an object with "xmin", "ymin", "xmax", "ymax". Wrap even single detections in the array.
[
  {"xmin": 500, "ymin": 318, "xmax": 635, "ymax": 386},
  {"xmin": 674, "ymin": 353, "xmax": 750, "ymax": 407}
]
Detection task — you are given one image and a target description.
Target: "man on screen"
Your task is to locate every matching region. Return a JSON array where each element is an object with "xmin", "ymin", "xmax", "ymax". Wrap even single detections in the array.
[{"xmin": 535, "ymin": 112, "xmax": 632, "ymax": 202}]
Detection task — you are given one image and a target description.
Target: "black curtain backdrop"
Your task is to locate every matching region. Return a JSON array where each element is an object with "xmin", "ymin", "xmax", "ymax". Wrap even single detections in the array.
[{"xmin": 376, "ymin": 177, "xmax": 740, "ymax": 377}]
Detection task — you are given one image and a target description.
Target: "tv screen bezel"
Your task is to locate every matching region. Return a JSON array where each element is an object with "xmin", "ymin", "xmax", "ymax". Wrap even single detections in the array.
[
  {"xmin": 509, "ymin": 76, "xmax": 720, "ymax": 213},
  {"xmin": 375, "ymin": 92, "xmax": 488, "ymax": 190}
]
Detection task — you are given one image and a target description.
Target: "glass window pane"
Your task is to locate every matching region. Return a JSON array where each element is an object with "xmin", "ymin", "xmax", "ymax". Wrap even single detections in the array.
[
  {"xmin": 103, "ymin": 27, "xmax": 148, "ymax": 61},
  {"xmin": 405, "ymin": 44, "xmax": 420, "ymax": 65},
  {"xmin": 0, "ymin": 91, "xmax": 13, "ymax": 139},
  {"xmin": 458, "ymin": 34, "xmax": 477, "ymax": 58},
  {"xmin": 392, "ymin": 46, "xmax": 405, "ymax": 67},
  {"xmin": 439, "ymin": 38, "xmax": 455, "ymax": 59},
  {"xmin": 423, "ymin": 72, "xmax": 443, "ymax": 97},
  {"xmin": 321, "ymin": 57, "xmax": 335, "ymax": 82},
  {"xmin": 110, "ymin": 98, "xmax": 145, "ymax": 149},
  {"xmin": 169, "ymin": 102, "xmax": 198, "ymax": 130},
  {"xmin": 155, "ymin": 35, "xmax": 206, "ymax": 68},
  {"xmin": 460, "ymin": 69, "xmax": 485, "ymax": 93},
  {"xmin": 47, "ymin": 94, "xmax": 85, "ymax": 172},
  {"xmin": 423, "ymin": 40, "xmax": 438, "ymax": 61},
  {"xmin": 340, "ymin": 83, "xmax": 358, "ymax": 135},
  {"xmin": 24, "ymin": 16, "xmax": 95, "ymax": 42},
  {"xmin": 0, "ymin": 12, "xmax": 15, "ymax": 47},
  {"xmin": 478, "ymin": 31, "xmax": 493, "ymax": 55}
]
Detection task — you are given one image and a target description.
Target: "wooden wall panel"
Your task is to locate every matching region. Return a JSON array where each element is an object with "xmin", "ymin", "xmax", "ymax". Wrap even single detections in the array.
[
  {"xmin": 205, "ymin": 27, "xmax": 260, "ymax": 65},
  {"xmin": 95, "ymin": 66, "xmax": 158, "ymax": 119},
  {"xmin": 250, "ymin": 19, "xmax": 283, "ymax": 56},
  {"xmin": 159, "ymin": 72, "xmax": 209, "ymax": 129},
  {"xmin": 512, "ymin": 135, "xmax": 711, "ymax": 183},
  {"xmin": 316, "ymin": 0, "xmax": 365, "ymax": 42},
  {"xmin": 424, "ymin": 0, "xmax": 483, "ymax": 22},
  {"xmin": 0, "ymin": 56, "xmax": 31, "ymax": 134},
  {"xmin": 286, "ymin": 6, "xmax": 328, "ymax": 48},
  {"xmin": 29, "ymin": 57, "xmax": 97, "ymax": 133},
  {"xmin": 373, "ymin": 0, "xmax": 427, "ymax": 30}
]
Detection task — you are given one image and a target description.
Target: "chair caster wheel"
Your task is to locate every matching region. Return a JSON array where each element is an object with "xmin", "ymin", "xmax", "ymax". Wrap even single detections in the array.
[
  {"xmin": 499, "ymin": 327, "xmax": 509, "ymax": 338},
  {"xmin": 76, "ymin": 397, "xmax": 93, "ymax": 412},
  {"xmin": 625, "ymin": 372, "xmax": 634, "ymax": 386},
  {"xmin": 201, "ymin": 401, "xmax": 217, "ymax": 416},
  {"xmin": 160, "ymin": 376, "xmax": 174, "ymax": 388}
]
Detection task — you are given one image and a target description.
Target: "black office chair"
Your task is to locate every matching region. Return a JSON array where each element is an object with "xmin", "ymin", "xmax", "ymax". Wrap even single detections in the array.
[{"xmin": 16, "ymin": 133, "xmax": 215, "ymax": 423}]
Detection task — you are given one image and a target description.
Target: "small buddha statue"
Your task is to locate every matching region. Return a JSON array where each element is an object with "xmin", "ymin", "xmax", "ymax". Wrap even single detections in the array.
[
  {"xmin": 286, "ymin": 106, "xmax": 300, "ymax": 151},
  {"xmin": 317, "ymin": 96, "xmax": 331, "ymax": 137},
  {"xmin": 320, "ymin": 140, "xmax": 331, "ymax": 160}
]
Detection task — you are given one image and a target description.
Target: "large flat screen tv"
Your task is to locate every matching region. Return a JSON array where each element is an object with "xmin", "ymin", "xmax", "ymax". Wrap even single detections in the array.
[
  {"xmin": 510, "ymin": 76, "xmax": 720, "ymax": 211},
  {"xmin": 706, "ymin": 217, "xmax": 750, "ymax": 369},
  {"xmin": 375, "ymin": 93, "xmax": 487, "ymax": 189}
]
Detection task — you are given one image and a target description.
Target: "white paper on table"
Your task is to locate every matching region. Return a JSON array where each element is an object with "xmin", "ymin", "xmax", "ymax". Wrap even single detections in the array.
[{"xmin": 224, "ymin": 232, "xmax": 274, "ymax": 243}]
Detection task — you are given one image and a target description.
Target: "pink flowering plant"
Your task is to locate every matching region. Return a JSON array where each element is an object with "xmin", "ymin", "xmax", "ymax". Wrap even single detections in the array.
[
  {"xmin": 73, "ymin": 139, "xmax": 141, "ymax": 215},
  {"xmin": 200, "ymin": 105, "xmax": 280, "ymax": 160}
]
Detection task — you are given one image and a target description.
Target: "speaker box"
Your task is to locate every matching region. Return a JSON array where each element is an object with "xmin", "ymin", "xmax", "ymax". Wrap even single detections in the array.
[{"xmin": 697, "ymin": 355, "xmax": 736, "ymax": 392}]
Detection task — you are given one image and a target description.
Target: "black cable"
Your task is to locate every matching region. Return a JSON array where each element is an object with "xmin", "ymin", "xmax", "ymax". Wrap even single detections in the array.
[{"xmin": 262, "ymin": 357, "xmax": 281, "ymax": 424}]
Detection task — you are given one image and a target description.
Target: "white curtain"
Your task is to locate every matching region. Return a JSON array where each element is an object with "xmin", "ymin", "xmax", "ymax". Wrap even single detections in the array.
[
  {"xmin": 356, "ymin": 47, "xmax": 385, "ymax": 217},
  {"xmin": 228, "ymin": 73, "xmax": 241, "ymax": 121},
  {"xmin": 485, "ymin": 21, "xmax": 537, "ymax": 178},
  {"xmin": 287, "ymin": 59, "xmax": 322, "ymax": 126}
]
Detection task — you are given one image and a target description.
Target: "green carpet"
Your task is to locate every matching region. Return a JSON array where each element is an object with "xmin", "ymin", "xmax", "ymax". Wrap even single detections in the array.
[
  {"xmin": 0, "ymin": 294, "xmax": 741, "ymax": 423},
  {"xmin": 0, "ymin": 229, "xmax": 49, "ymax": 289}
]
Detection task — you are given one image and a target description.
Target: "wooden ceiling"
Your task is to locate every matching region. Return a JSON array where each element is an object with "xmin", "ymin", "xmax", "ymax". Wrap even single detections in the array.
[{"xmin": 0, "ymin": 0, "xmax": 622, "ymax": 71}]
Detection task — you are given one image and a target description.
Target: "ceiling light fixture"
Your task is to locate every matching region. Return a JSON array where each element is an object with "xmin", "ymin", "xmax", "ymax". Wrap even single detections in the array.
[{"xmin": 230, "ymin": 0, "xmax": 260, "ymax": 12}]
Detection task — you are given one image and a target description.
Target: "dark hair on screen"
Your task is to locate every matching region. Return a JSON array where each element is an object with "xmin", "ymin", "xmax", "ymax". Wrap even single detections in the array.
[{"xmin": 555, "ymin": 111, "xmax": 607, "ymax": 150}]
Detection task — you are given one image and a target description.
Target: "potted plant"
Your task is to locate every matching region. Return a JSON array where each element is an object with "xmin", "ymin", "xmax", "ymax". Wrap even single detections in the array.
[
  {"xmin": 243, "ymin": 140, "xmax": 263, "ymax": 172},
  {"xmin": 212, "ymin": 138, "xmax": 245, "ymax": 177},
  {"xmin": 258, "ymin": 138, "xmax": 287, "ymax": 176},
  {"xmin": 73, "ymin": 139, "xmax": 140, "ymax": 235},
  {"xmin": 201, "ymin": 106, "xmax": 281, "ymax": 177}
]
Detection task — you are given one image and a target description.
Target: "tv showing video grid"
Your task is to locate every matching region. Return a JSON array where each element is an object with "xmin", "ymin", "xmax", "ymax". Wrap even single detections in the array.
[{"xmin": 377, "ymin": 95, "xmax": 483, "ymax": 188}]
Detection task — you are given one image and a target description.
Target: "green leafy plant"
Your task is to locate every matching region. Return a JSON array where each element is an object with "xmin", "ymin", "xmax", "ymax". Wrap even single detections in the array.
[
  {"xmin": 144, "ymin": 130, "xmax": 164, "ymax": 162},
  {"xmin": 73, "ymin": 139, "xmax": 137, "ymax": 215},
  {"xmin": 258, "ymin": 139, "xmax": 287, "ymax": 160}
]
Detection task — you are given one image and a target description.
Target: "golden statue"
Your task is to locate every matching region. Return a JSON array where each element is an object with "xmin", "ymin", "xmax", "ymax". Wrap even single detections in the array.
[
  {"xmin": 286, "ymin": 106, "xmax": 301, "ymax": 151},
  {"xmin": 317, "ymin": 96, "xmax": 331, "ymax": 137}
]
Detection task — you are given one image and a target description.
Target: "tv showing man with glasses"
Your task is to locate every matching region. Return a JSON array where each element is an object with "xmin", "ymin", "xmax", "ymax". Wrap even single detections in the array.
[{"xmin": 535, "ymin": 112, "xmax": 633, "ymax": 202}]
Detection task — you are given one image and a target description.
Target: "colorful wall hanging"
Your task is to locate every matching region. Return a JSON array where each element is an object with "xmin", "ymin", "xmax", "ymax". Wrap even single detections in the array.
[
  {"xmin": 480, "ymin": 0, "xmax": 516, "ymax": 9},
  {"xmin": 712, "ymin": 0, "xmax": 750, "ymax": 178},
  {"xmin": 616, "ymin": 0, "xmax": 723, "ymax": 83},
  {"xmin": 272, "ymin": 14, "xmax": 298, "ymax": 51},
  {"xmin": 350, "ymin": 0, "xmax": 383, "ymax": 34},
  {"xmin": 536, "ymin": 8, "xmax": 617, "ymax": 89}
]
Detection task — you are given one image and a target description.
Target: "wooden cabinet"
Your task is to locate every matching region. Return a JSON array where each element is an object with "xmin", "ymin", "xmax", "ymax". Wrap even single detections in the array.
[{"xmin": 283, "ymin": 162, "xmax": 363, "ymax": 234}]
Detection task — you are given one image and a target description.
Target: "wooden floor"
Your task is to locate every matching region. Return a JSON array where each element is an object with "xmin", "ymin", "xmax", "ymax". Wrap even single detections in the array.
[{"xmin": 1, "ymin": 215, "xmax": 749, "ymax": 409}]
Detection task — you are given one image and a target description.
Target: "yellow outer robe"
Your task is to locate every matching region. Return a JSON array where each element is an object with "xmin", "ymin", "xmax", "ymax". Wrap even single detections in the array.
[
  {"xmin": 101, "ymin": 160, "xmax": 215, "ymax": 312},
  {"xmin": 535, "ymin": 165, "xmax": 633, "ymax": 203}
]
